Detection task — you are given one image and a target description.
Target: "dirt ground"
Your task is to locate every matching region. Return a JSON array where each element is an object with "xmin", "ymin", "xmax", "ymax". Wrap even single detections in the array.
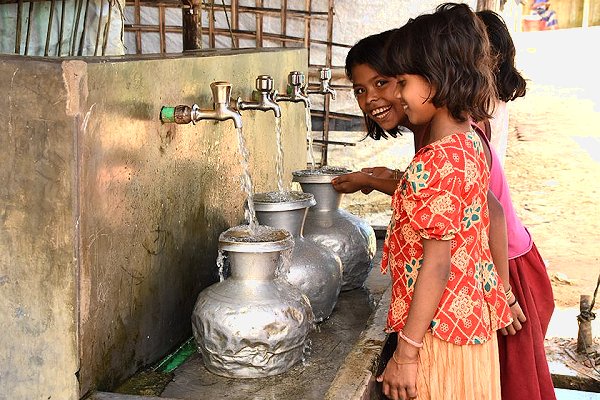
[{"xmin": 328, "ymin": 28, "xmax": 600, "ymax": 309}]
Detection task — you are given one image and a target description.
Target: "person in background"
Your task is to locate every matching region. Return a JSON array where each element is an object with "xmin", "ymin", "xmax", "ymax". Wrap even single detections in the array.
[
  {"xmin": 476, "ymin": 9, "xmax": 556, "ymax": 400},
  {"xmin": 371, "ymin": 4, "xmax": 512, "ymax": 399},
  {"xmin": 477, "ymin": 8, "xmax": 526, "ymax": 165},
  {"xmin": 531, "ymin": 0, "xmax": 559, "ymax": 29}
]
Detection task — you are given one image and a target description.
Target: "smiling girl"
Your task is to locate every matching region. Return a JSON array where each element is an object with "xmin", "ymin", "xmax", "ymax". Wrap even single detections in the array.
[{"xmin": 375, "ymin": 4, "xmax": 513, "ymax": 399}]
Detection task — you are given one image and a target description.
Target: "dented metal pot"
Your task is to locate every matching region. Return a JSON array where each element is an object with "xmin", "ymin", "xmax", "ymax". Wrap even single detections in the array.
[
  {"xmin": 253, "ymin": 191, "xmax": 342, "ymax": 322},
  {"xmin": 293, "ymin": 168, "xmax": 376, "ymax": 291},
  {"xmin": 191, "ymin": 225, "xmax": 314, "ymax": 378}
]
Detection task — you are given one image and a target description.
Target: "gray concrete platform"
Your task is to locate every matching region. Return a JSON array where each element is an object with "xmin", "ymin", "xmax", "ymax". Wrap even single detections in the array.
[
  {"xmin": 87, "ymin": 239, "xmax": 390, "ymax": 400},
  {"xmin": 85, "ymin": 236, "xmax": 600, "ymax": 400}
]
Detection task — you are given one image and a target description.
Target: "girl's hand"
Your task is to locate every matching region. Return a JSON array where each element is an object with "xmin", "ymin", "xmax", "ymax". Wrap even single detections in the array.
[
  {"xmin": 360, "ymin": 167, "xmax": 401, "ymax": 194},
  {"xmin": 361, "ymin": 166, "xmax": 397, "ymax": 179},
  {"xmin": 376, "ymin": 350, "xmax": 418, "ymax": 400},
  {"xmin": 500, "ymin": 296, "xmax": 527, "ymax": 336},
  {"xmin": 331, "ymin": 172, "xmax": 371, "ymax": 194}
]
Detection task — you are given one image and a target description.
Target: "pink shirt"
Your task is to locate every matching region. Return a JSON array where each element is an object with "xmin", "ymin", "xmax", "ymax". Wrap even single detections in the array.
[
  {"xmin": 471, "ymin": 121, "xmax": 532, "ymax": 259},
  {"xmin": 487, "ymin": 143, "xmax": 532, "ymax": 259}
]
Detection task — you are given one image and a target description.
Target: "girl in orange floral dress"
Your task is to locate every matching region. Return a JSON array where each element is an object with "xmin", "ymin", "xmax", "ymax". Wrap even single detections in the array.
[{"xmin": 376, "ymin": 4, "xmax": 513, "ymax": 400}]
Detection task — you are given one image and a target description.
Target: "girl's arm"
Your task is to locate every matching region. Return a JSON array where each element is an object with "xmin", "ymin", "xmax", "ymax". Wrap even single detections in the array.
[
  {"xmin": 378, "ymin": 238, "xmax": 451, "ymax": 400},
  {"xmin": 488, "ymin": 190, "xmax": 527, "ymax": 334},
  {"xmin": 331, "ymin": 169, "xmax": 400, "ymax": 196},
  {"xmin": 401, "ymin": 238, "xmax": 451, "ymax": 346}
]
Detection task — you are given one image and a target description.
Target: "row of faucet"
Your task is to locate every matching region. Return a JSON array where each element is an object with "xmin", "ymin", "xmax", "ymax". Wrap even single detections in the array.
[{"xmin": 159, "ymin": 68, "xmax": 336, "ymax": 129}]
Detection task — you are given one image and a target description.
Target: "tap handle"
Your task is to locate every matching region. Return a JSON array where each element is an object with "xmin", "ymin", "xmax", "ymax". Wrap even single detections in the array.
[
  {"xmin": 211, "ymin": 81, "xmax": 233, "ymax": 105},
  {"xmin": 160, "ymin": 105, "xmax": 193, "ymax": 124},
  {"xmin": 319, "ymin": 67, "xmax": 332, "ymax": 82},
  {"xmin": 255, "ymin": 75, "xmax": 274, "ymax": 92},
  {"xmin": 288, "ymin": 71, "xmax": 306, "ymax": 88}
]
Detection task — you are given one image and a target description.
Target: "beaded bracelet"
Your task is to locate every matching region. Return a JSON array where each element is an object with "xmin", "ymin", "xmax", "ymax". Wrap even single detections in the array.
[
  {"xmin": 392, "ymin": 169, "xmax": 401, "ymax": 180},
  {"xmin": 398, "ymin": 329, "xmax": 424, "ymax": 348}
]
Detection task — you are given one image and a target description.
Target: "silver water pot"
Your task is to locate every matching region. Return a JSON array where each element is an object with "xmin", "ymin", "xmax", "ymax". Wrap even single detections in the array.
[
  {"xmin": 191, "ymin": 225, "xmax": 314, "ymax": 378},
  {"xmin": 253, "ymin": 191, "xmax": 342, "ymax": 322},
  {"xmin": 293, "ymin": 169, "xmax": 376, "ymax": 291}
]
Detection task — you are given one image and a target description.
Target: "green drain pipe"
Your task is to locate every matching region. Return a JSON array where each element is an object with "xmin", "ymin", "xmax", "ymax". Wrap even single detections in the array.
[{"xmin": 154, "ymin": 337, "xmax": 197, "ymax": 373}]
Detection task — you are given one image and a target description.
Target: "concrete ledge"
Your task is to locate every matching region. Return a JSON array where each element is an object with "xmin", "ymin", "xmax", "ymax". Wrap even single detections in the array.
[
  {"xmin": 325, "ymin": 286, "xmax": 391, "ymax": 400},
  {"xmin": 86, "ymin": 392, "xmax": 179, "ymax": 400}
]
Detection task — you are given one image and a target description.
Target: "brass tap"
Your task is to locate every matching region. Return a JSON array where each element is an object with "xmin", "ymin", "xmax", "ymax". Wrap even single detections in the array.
[
  {"xmin": 307, "ymin": 67, "xmax": 336, "ymax": 100},
  {"xmin": 275, "ymin": 71, "xmax": 311, "ymax": 108},
  {"xmin": 160, "ymin": 81, "xmax": 243, "ymax": 129},
  {"xmin": 237, "ymin": 75, "xmax": 282, "ymax": 118}
]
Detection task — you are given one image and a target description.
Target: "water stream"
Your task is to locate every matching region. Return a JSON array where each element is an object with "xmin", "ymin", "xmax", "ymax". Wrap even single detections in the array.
[
  {"xmin": 305, "ymin": 108, "xmax": 316, "ymax": 170},
  {"xmin": 235, "ymin": 127, "xmax": 259, "ymax": 232},
  {"xmin": 216, "ymin": 250, "xmax": 227, "ymax": 282},
  {"xmin": 275, "ymin": 116, "xmax": 285, "ymax": 192}
]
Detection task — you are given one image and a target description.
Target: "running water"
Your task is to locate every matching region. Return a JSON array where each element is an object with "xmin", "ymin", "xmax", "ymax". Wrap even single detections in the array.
[
  {"xmin": 235, "ymin": 127, "xmax": 259, "ymax": 232},
  {"xmin": 305, "ymin": 108, "xmax": 316, "ymax": 170},
  {"xmin": 275, "ymin": 116, "xmax": 285, "ymax": 192},
  {"xmin": 216, "ymin": 250, "xmax": 227, "ymax": 282}
]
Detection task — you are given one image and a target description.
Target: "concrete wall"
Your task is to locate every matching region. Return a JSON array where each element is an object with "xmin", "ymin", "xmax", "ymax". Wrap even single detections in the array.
[
  {"xmin": 0, "ymin": 56, "xmax": 80, "ymax": 400},
  {"xmin": 0, "ymin": 48, "xmax": 308, "ymax": 399}
]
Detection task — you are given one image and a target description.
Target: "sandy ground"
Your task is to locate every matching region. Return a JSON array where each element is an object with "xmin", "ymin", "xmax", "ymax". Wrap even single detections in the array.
[{"xmin": 327, "ymin": 27, "xmax": 600, "ymax": 310}]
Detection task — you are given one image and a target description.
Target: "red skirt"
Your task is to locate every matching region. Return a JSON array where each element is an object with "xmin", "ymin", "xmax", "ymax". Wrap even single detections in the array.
[{"xmin": 498, "ymin": 242, "xmax": 556, "ymax": 400}]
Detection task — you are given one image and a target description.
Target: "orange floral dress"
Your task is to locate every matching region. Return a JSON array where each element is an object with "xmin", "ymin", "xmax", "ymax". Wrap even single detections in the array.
[{"xmin": 381, "ymin": 130, "xmax": 512, "ymax": 345}]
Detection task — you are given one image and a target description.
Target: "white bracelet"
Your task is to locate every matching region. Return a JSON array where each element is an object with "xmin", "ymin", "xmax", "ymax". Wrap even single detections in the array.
[{"xmin": 398, "ymin": 329, "xmax": 423, "ymax": 348}]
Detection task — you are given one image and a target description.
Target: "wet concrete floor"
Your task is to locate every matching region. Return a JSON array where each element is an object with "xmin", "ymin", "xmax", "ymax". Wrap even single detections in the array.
[
  {"xmin": 95, "ymin": 238, "xmax": 390, "ymax": 400},
  {"xmin": 160, "ymin": 244, "xmax": 389, "ymax": 399}
]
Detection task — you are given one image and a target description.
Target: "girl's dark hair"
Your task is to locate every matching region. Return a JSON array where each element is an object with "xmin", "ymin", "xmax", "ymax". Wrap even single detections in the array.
[
  {"xmin": 385, "ymin": 3, "xmax": 497, "ymax": 122},
  {"xmin": 476, "ymin": 9, "xmax": 527, "ymax": 102},
  {"xmin": 345, "ymin": 29, "xmax": 401, "ymax": 140}
]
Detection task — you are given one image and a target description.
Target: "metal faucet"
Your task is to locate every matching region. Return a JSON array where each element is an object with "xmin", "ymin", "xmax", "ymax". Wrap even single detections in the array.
[
  {"xmin": 160, "ymin": 81, "xmax": 243, "ymax": 129},
  {"xmin": 307, "ymin": 67, "xmax": 336, "ymax": 100},
  {"xmin": 275, "ymin": 71, "xmax": 311, "ymax": 108},
  {"xmin": 236, "ymin": 75, "xmax": 282, "ymax": 118}
]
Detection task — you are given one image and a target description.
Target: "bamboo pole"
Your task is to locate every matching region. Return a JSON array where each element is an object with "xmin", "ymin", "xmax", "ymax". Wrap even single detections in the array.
[
  {"xmin": 77, "ymin": 0, "xmax": 91, "ymax": 55},
  {"xmin": 102, "ymin": 0, "xmax": 114, "ymax": 55},
  {"xmin": 45, "ymin": 0, "xmax": 56, "ymax": 56},
  {"xmin": 15, "ymin": 0, "xmax": 23, "ymax": 53},
  {"xmin": 93, "ymin": 0, "xmax": 104, "ymax": 55},
  {"xmin": 280, "ymin": 0, "xmax": 287, "ymax": 47},
  {"xmin": 70, "ymin": 0, "xmax": 84, "ymax": 55},
  {"xmin": 134, "ymin": 0, "xmax": 142, "ymax": 53},
  {"xmin": 583, "ymin": 0, "xmax": 590, "ymax": 28},
  {"xmin": 320, "ymin": 0, "xmax": 334, "ymax": 166},
  {"xmin": 577, "ymin": 295, "xmax": 595, "ymax": 353},
  {"xmin": 159, "ymin": 3, "xmax": 166, "ymax": 53},
  {"xmin": 182, "ymin": 0, "xmax": 202, "ymax": 50},
  {"xmin": 256, "ymin": 0, "xmax": 263, "ymax": 47},
  {"xmin": 58, "ymin": 0, "xmax": 66, "ymax": 55},
  {"xmin": 231, "ymin": 0, "xmax": 239, "ymax": 47},
  {"xmin": 25, "ymin": 1, "xmax": 34, "ymax": 55},
  {"xmin": 208, "ymin": 0, "xmax": 215, "ymax": 48}
]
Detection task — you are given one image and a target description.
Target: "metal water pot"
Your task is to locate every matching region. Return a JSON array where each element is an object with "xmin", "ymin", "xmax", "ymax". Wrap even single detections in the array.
[
  {"xmin": 191, "ymin": 225, "xmax": 314, "ymax": 378},
  {"xmin": 293, "ymin": 169, "xmax": 376, "ymax": 291},
  {"xmin": 253, "ymin": 191, "xmax": 343, "ymax": 322}
]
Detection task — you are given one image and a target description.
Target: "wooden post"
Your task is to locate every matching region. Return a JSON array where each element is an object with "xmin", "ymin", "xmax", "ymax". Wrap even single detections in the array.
[
  {"xmin": 134, "ymin": 0, "xmax": 142, "ymax": 54},
  {"xmin": 183, "ymin": 0, "xmax": 202, "ymax": 50},
  {"xmin": 256, "ymin": 0, "xmax": 263, "ymax": 47},
  {"xmin": 319, "ymin": 0, "xmax": 334, "ymax": 167},
  {"xmin": 231, "ymin": 0, "xmax": 239, "ymax": 48},
  {"xmin": 280, "ymin": 0, "xmax": 287, "ymax": 47},
  {"xmin": 583, "ymin": 0, "xmax": 590, "ymax": 28},
  {"xmin": 577, "ymin": 294, "xmax": 594, "ymax": 353}
]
